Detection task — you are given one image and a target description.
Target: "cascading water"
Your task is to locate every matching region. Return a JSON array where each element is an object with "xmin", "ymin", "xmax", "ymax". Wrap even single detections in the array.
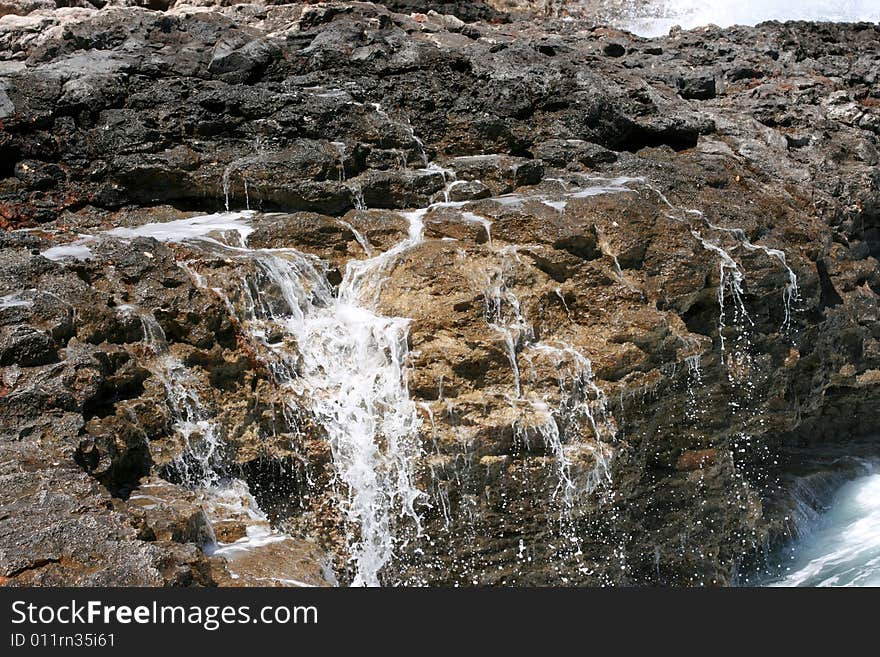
[
  {"xmin": 482, "ymin": 251, "xmax": 533, "ymax": 399},
  {"xmin": 702, "ymin": 221, "xmax": 800, "ymax": 332},
  {"xmin": 37, "ymin": 161, "xmax": 820, "ymax": 586},
  {"xmin": 222, "ymin": 138, "xmax": 267, "ymax": 212},
  {"xmin": 526, "ymin": 343, "xmax": 616, "ymax": 496},
  {"xmin": 474, "ymin": 234, "xmax": 618, "ymax": 576},
  {"xmin": 166, "ymin": 211, "xmax": 429, "ymax": 586},
  {"xmin": 225, "ymin": 177, "xmax": 635, "ymax": 583},
  {"xmin": 759, "ymin": 457, "xmax": 880, "ymax": 587},
  {"xmin": 594, "ymin": 182, "xmax": 799, "ymax": 495},
  {"xmin": 246, "ymin": 254, "xmax": 426, "ymax": 587},
  {"xmin": 137, "ymin": 312, "xmax": 222, "ymax": 487},
  {"xmin": 371, "ymin": 103, "xmax": 429, "ymax": 169}
]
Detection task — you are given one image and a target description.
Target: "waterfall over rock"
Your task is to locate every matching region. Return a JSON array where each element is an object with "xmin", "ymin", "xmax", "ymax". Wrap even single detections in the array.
[{"xmin": 1, "ymin": 1, "xmax": 878, "ymax": 588}]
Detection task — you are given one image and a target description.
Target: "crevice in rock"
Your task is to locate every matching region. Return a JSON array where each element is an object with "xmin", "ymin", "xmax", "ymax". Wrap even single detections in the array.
[
  {"xmin": 0, "ymin": 145, "xmax": 18, "ymax": 178},
  {"xmin": 613, "ymin": 126, "xmax": 700, "ymax": 153},
  {"xmin": 680, "ymin": 300, "xmax": 717, "ymax": 339},
  {"xmin": 234, "ymin": 456, "xmax": 313, "ymax": 525},
  {"xmin": 816, "ymin": 259, "xmax": 844, "ymax": 309},
  {"xmin": 81, "ymin": 363, "xmax": 150, "ymax": 420},
  {"xmin": 5, "ymin": 558, "xmax": 62, "ymax": 579}
]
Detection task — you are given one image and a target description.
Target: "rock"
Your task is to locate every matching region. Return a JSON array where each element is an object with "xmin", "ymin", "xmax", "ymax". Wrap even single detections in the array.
[
  {"xmin": 341, "ymin": 209, "xmax": 411, "ymax": 252},
  {"xmin": 211, "ymin": 519, "xmax": 247, "ymax": 543},
  {"xmin": 422, "ymin": 205, "xmax": 491, "ymax": 242},
  {"xmin": 674, "ymin": 69, "xmax": 719, "ymax": 100},
  {"xmin": 210, "ymin": 536, "xmax": 331, "ymax": 587},
  {"xmin": 208, "ymin": 36, "xmax": 279, "ymax": 83},
  {"xmin": 0, "ymin": 444, "xmax": 220, "ymax": 586},
  {"xmin": 127, "ymin": 477, "xmax": 215, "ymax": 547},
  {"xmin": 676, "ymin": 449, "xmax": 718, "ymax": 471},
  {"xmin": 0, "ymin": 3, "xmax": 878, "ymax": 589},
  {"xmin": 373, "ymin": 1, "xmax": 506, "ymax": 23},
  {"xmin": 0, "ymin": 0, "xmax": 54, "ymax": 18},
  {"xmin": 78, "ymin": 409, "xmax": 153, "ymax": 496},
  {"xmin": 355, "ymin": 168, "xmax": 448, "ymax": 208},
  {"xmin": 443, "ymin": 179, "xmax": 492, "ymax": 201},
  {"xmin": 446, "ymin": 155, "xmax": 544, "ymax": 194},
  {"xmin": 248, "ymin": 212, "xmax": 357, "ymax": 261},
  {"xmin": 532, "ymin": 139, "xmax": 618, "ymax": 168},
  {"xmin": 0, "ymin": 324, "xmax": 57, "ymax": 366}
]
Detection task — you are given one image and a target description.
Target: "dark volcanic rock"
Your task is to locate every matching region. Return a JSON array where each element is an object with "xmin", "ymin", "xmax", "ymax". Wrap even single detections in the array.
[
  {"xmin": 373, "ymin": 0, "xmax": 506, "ymax": 23},
  {"xmin": 532, "ymin": 139, "xmax": 618, "ymax": 168}
]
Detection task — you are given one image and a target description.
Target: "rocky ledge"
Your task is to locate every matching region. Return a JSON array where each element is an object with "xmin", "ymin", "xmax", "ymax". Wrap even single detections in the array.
[{"xmin": 0, "ymin": 1, "xmax": 878, "ymax": 586}]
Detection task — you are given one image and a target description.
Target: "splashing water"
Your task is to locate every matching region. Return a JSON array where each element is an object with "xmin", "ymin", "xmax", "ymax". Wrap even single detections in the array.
[
  {"xmin": 197, "ymin": 216, "xmax": 428, "ymax": 586},
  {"xmin": 477, "ymin": 244, "xmax": 616, "ymax": 516},
  {"xmin": 684, "ymin": 354, "xmax": 704, "ymax": 426},
  {"xmin": 526, "ymin": 342, "xmax": 616, "ymax": 497},
  {"xmin": 766, "ymin": 471, "xmax": 880, "ymax": 586},
  {"xmin": 650, "ymin": 185, "xmax": 798, "ymax": 334},
  {"xmin": 45, "ymin": 208, "xmax": 426, "ymax": 584},
  {"xmin": 0, "ymin": 291, "xmax": 35, "ymax": 308},
  {"xmin": 648, "ymin": 184, "xmax": 799, "ymax": 495},
  {"xmin": 264, "ymin": 272, "xmax": 425, "ymax": 586},
  {"xmin": 340, "ymin": 209, "xmax": 426, "ymax": 307},
  {"xmin": 41, "ymin": 212, "xmax": 255, "ymax": 260},
  {"xmin": 138, "ymin": 313, "xmax": 222, "ymax": 487},
  {"xmin": 349, "ymin": 184, "xmax": 367, "ymax": 211},
  {"xmin": 40, "ymin": 176, "xmax": 642, "ymax": 584},
  {"xmin": 703, "ymin": 222, "xmax": 800, "ymax": 331},
  {"xmin": 615, "ymin": 0, "xmax": 880, "ymax": 37},
  {"xmin": 690, "ymin": 229, "xmax": 752, "ymax": 358},
  {"xmin": 481, "ymin": 249, "xmax": 534, "ymax": 399}
]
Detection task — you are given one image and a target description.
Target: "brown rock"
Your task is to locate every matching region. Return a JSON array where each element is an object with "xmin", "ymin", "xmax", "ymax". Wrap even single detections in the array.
[{"xmin": 676, "ymin": 449, "xmax": 719, "ymax": 472}]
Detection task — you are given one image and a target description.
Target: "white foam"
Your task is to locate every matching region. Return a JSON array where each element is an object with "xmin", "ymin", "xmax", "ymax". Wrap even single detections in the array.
[
  {"xmin": 106, "ymin": 211, "xmax": 255, "ymax": 245},
  {"xmin": 39, "ymin": 211, "xmax": 254, "ymax": 262},
  {"xmin": 620, "ymin": 0, "xmax": 880, "ymax": 37},
  {"xmin": 41, "ymin": 242, "xmax": 95, "ymax": 261},
  {"xmin": 0, "ymin": 291, "xmax": 34, "ymax": 309},
  {"xmin": 769, "ymin": 473, "xmax": 880, "ymax": 587}
]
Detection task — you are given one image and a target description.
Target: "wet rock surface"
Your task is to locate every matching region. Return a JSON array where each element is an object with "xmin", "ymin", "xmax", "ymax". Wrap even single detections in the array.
[{"xmin": 0, "ymin": 2, "xmax": 878, "ymax": 586}]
